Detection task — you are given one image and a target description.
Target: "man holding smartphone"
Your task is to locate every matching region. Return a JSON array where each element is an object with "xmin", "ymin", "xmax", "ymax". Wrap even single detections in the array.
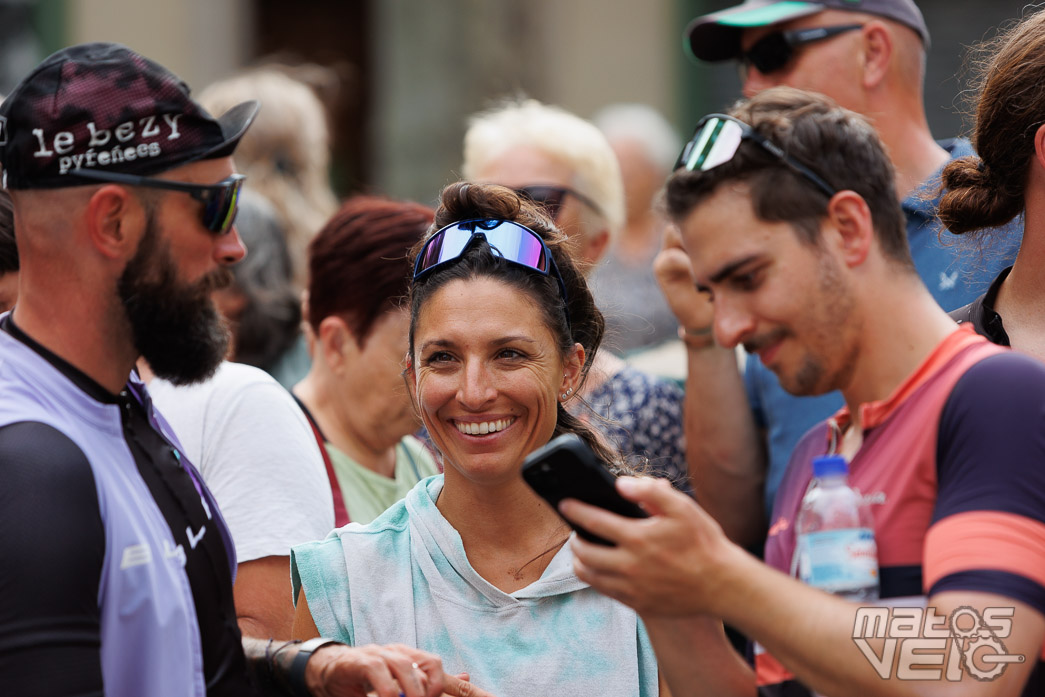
[
  {"xmin": 664, "ymin": 0, "xmax": 1021, "ymax": 551},
  {"xmin": 561, "ymin": 87, "xmax": 1045, "ymax": 697}
]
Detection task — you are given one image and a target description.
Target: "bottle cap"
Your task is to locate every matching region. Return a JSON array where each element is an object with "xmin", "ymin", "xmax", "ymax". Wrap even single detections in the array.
[{"xmin": 812, "ymin": 455, "xmax": 849, "ymax": 478}]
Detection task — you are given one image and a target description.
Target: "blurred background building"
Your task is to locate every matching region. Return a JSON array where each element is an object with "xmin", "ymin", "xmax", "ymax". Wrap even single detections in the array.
[{"xmin": 0, "ymin": 0, "xmax": 1030, "ymax": 206}]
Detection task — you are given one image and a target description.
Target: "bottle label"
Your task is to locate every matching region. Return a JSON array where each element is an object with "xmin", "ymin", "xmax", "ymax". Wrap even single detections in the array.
[{"xmin": 798, "ymin": 528, "xmax": 878, "ymax": 593}]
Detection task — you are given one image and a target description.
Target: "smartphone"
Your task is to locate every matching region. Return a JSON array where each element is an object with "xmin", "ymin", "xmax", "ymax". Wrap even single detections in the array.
[{"xmin": 521, "ymin": 433, "xmax": 648, "ymax": 545}]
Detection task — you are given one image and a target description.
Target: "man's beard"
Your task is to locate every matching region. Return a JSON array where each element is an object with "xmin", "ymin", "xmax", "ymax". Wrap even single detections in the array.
[
  {"xmin": 742, "ymin": 251, "xmax": 858, "ymax": 397},
  {"xmin": 118, "ymin": 215, "xmax": 233, "ymax": 386}
]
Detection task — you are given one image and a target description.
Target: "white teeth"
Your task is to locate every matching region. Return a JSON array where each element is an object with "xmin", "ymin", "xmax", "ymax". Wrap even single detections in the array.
[{"xmin": 455, "ymin": 418, "xmax": 514, "ymax": 435}]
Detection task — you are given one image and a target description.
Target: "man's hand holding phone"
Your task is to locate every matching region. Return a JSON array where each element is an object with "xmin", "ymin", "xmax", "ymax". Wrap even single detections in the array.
[{"xmin": 521, "ymin": 433, "xmax": 648, "ymax": 545}]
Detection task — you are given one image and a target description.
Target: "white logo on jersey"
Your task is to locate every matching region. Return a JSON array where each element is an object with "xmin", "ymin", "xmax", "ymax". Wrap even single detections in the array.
[
  {"xmin": 163, "ymin": 539, "xmax": 187, "ymax": 567},
  {"xmin": 939, "ymin": 270, "xmax": 958, "ymax": 291},
  {"xmin": 120, "ymin": 543, "xmax": 152, "ymax": 569},
  {"xmin": 186, "ymin": 524, "xmax": 207, "ymax": 550}
]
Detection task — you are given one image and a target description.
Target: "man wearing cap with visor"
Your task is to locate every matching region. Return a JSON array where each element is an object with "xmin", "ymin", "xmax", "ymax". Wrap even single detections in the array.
[
  {"xmin": 661, "ymin": 0, "xmax": 1021, "ymax": 549},
  {"xmin": 0, "ymin": 42, "xmax": 487, "ymax": 697},
  {"xmin": 564, "ymin": 86, "xmax": 1045, "ymax": 697}
]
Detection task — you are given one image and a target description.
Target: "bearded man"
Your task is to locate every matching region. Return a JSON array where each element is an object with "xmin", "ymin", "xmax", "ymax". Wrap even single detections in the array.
[{"xmin": 0, "ymin": 42, "xmax": 485, "ymax": 697}]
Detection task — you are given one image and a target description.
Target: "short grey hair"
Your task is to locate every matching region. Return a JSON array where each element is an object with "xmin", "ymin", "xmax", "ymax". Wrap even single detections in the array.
[{"xmin": 462, "ymin": 97, "xmax": 625, "ymax": 243}]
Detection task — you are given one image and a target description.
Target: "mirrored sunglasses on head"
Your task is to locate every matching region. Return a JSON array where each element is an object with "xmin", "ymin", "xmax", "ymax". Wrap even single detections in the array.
[
  {"xmin": 738, "ymin": 24, "xmax": 863, "ymax": 78},
  {"xmin": 514, "ymin": 185, "xmax": 603, "ymax": 221},
  {"xmin": 412, "ymin": 218, "xmax": 571, "ymax": 328},
  {"xmin": 73, "ymin": 168, "xmax": 247, "ymax": 235},
  {"xmin": 674, "ymin": 114, "xmax": 836, "ymax": 198}
]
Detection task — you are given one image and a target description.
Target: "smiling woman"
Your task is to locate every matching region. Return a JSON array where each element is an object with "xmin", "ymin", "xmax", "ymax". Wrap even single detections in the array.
[{"xmin": 290, "ymin": 182, "xmax": 661, "ymax": 697}]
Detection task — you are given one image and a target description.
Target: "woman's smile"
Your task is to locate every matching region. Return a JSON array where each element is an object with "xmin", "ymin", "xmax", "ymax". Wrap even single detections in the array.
[
  {"xmin": 452, "ymin": 417, "xmax": 516, "ymax": 436},
  {"xmin": 410, "ymin": 276, "xmax": 582, "ymax": 485}
]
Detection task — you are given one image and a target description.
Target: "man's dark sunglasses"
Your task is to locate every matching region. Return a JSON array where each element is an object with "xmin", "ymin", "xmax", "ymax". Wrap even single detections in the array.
[
  {"xmin": 739, "ymin": 24, "xmax": 863, "ymax": 76},
  {"xmin": 515, "ymin": 185, "xmax": 603, "ymax": 221},
  {"xmin": 73, "ymin": 169, "xmax": 247, "ymax": 235}
]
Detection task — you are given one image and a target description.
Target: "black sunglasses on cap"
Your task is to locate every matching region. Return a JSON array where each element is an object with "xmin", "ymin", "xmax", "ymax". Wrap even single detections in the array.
[
  {"xmin": 73, "ymin": 168, "xmax": 247, "ymax": 235},
  {"xmin": 739, "ymin": 24, "xmax": 863, "ymax": 77},
  {"xmin": 514, "ymin": 185, "xmax": 603, "ymax": 222}
]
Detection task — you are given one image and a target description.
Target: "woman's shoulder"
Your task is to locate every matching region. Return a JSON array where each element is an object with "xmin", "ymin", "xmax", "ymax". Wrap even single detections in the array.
[
  {"xmin": 338, "ymin": 474, "xmax": 442, "ymax": 538},
  {"xmin": 345, "ymin": 492, "xmax": 414, "ymax": 537},
  {"xmin": 296, "ymin": 486, "xmax": 418, "ymax": 557},
  {"xmin": 291, "ymin": 490, "xmax": 419, "ymax": 587}
]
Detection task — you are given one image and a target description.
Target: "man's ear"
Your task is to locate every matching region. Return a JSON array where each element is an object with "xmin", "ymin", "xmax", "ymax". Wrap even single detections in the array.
[
  {"xmin": 85, "ymin": 185, "xmax": 141, "ymax": 260},
  {"xmin": 824, "ymin": 191, "xmax": 873, "ymax": 268},
  {"xmin": 860, "ymin": 21, "xmax": 893, "ymax": 90},
  {"xmin": 581, "ymin": 228, "xmax": 611, "ymax": 267},
  {"xmin": 316, "ymin": 315, "xmax": 355, "ymax": 373}
]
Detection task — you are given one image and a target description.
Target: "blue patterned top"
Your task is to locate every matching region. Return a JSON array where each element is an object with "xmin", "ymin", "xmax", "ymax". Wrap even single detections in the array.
[{"xmin": 585, "ymin": 365, "xmax": 690, "ymax": 494}]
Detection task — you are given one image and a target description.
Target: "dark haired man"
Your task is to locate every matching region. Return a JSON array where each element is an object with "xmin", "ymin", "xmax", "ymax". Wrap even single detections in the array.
[
  {"xmin": 0, "ymin": 42, "xmax": 486, "ymax": 697},
  {"xmin": 663, "ymin": 0, "xmax": 1023, "ymax": 550},
  {"xmin": 565, "ymin": 87, "xmax": 1045, "ymax": 697}
]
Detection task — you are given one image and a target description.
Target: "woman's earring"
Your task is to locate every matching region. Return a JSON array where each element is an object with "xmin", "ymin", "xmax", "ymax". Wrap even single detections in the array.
[{"xmin": 560, "ymin": 387, "xmax": 573, "ymax": 401}]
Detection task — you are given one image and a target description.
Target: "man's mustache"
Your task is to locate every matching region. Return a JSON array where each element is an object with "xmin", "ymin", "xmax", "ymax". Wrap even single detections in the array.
[
  {"xmin": 743, "ymin": 328, "xmax": 789, "ymax": 355},
  {"xmin": 199, "ymin": 267, "xmax": 234, "ymax": 294}
]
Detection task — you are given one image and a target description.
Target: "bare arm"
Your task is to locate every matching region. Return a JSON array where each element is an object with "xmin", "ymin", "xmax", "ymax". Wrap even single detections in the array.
[
  {"xmin": 234, "ymin": 555, "xmax": 294, "ymax": 639},
  {"xmin": 645, "ymin": 614, "xmax": 755, "ymax": 697},
  {"xmin": 564, "ymin": 477, "xmax": 1044, "ymax": 697},
  {"xmin": 291, "ymin": 586, "xmax": 322, "ymax": 640},
  {"xmin": 728, "ymin": 580, "xmax": 1043, "ymax": 697},
  {"xmin": 289, "ymin": 588, "xmax": 492, "ymax": 697},
  {"xmin": 244, "ymin": 634, "xmax": 450, "ymax": 697},
  {"xmin": 653, "ymin": 232, "xmax": 766, "ymax": 546}
]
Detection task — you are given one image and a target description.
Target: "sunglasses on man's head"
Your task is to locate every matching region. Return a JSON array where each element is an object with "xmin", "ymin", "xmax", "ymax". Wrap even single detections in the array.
[
  {"xmin": 514, "ymin": 185, "xmax": 603, "ymax": 222},
  {"xmin": 739, "ymin": 24, "xmax": 864, "ymax": 77},
  {"xmin": 73, "ymin": 169, "xmax": 247, "ymax": 235},
  {"xmin": 413, "ymin": 218, "xmax": 571, "ymax": 328},
  {"xmin": 675, "ymin": 113, "xmax": 836, "ymax": 198}
]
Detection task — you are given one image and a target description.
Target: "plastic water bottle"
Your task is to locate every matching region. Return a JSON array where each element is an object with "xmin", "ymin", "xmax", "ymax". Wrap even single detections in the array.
[{"xmin": 796, "ymin": 455, "xmax": 879, "ymax": 601}]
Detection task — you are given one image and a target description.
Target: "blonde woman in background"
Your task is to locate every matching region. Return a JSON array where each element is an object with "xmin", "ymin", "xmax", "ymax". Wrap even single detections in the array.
[{"xmin": 200, "ymin": 66, "xmax": 339, "ymax": 288}]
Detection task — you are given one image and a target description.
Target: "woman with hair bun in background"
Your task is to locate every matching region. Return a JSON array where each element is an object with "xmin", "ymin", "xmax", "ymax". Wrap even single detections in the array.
[{"xmin": 939, "ymin": 10, "xmax": 1045, "ymax": 360}]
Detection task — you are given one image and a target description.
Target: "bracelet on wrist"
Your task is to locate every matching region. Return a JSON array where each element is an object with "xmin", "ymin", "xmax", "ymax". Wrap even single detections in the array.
[
  {"xmin": 286, "ymin": 637, "xmax": 344, "ymax": 697},
  {"xmin": 268, "ymin": 639, "xmax": 300, "ymax": 673},
  {"xmin": 678, "ymin": 325, "xmax": 715, "ymax": 350}
]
